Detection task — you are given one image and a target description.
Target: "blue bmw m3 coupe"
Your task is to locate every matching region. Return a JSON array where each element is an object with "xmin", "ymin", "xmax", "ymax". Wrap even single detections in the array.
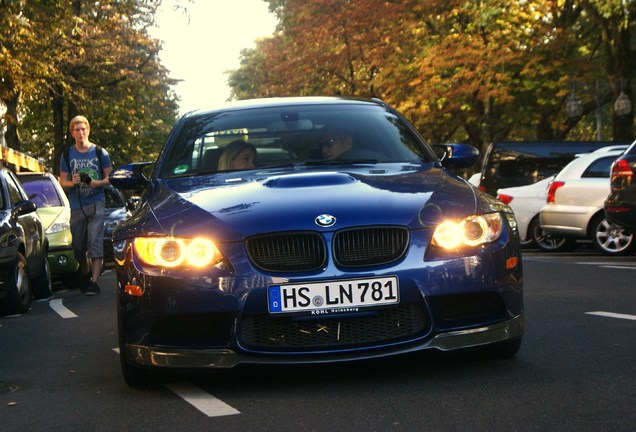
[{"xmin": 109, "ymin": 97, "xmax": 524, "ymax": 386}]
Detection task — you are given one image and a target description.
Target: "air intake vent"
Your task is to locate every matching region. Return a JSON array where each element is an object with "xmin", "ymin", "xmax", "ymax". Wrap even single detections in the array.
[
  {"xmin": 245, "ymin": 232, "xmax": 327, "ymax": 272},
  {"xmin": 333, "ymin": 226, "xmax": 409, "ymax": 267}
]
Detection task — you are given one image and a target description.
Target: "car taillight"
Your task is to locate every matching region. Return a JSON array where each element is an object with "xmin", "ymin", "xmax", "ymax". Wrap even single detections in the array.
[
  {"xmin": 546, "ymin": 181, "xmax": 565, "ymax": 204},
  {"xmin": 611, "ymin": 159, "xmax": 633, "ymax": 177},
  {"xmin": 497, "ymin": 194, "xmax": 513, "ymax": 205},
  {"xmin": 611, "ymin": 159, "xmax": 634, "ymax": 190}
]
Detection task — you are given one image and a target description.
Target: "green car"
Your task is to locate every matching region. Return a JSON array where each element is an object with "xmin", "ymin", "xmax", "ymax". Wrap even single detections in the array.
[{"xmin": 16, "ymin": 172, "xmax": 81, "ymax": 289}]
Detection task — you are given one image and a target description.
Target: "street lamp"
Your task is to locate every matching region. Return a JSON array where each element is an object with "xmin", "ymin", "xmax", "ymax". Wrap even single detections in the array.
[
  {"xmin": 614, "ymin": 79, "xmax": 632, "ymax": 116},
  {"xmin": 566, "ymin": 92, "xmax": 583, "ymax": 118},
  {"xmin": 566, "ymin": 79, "xmax": 633, "ymax": 139},
  {"xmin": 614, "ymin": 91, "xmax": 632, "ymax": 116}
]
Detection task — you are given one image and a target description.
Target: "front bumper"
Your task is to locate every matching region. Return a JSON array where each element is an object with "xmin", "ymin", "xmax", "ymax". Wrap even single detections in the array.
[
  {"xmin": 116, "ymin": 217, "xmax": 524, "ymax": 370},
  {"xmin": 605, "ymin": 205, "xmax": 636, "ymax": 231},
  {"xmin": 48, "ymin": 245, "xmax": 79, "ymax": 274},
  {"xmin": 122, "ymin": 314, "xmax": 524, "ymax": 368}
]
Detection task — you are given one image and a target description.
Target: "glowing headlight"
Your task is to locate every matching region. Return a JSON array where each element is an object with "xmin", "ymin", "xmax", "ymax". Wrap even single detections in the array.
[
  {"xmin": 133, "ymin": 237, "xmax": 221, "ymax": 268},
  {"xmin": 432, "ymin": 213, "xmax": 503, "ymax": 249},
  {"xmin": 47, "ymin": 221, "xmax": 70, "ymax": 235},
  {"xmin": 46, "ymin": 211, "xmax": 71, "ymax": 234}
]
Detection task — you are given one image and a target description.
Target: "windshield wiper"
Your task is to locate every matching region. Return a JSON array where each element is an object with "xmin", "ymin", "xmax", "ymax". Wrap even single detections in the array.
[{"xmin": 305, "ymin": 159, "xmax": 380, "ymax": 166}]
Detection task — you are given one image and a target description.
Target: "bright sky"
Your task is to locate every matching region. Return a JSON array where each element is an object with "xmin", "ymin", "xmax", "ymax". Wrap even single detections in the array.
[{"xmin": 150, "ymin": 0, "xmax": 277, "ymax": 114}]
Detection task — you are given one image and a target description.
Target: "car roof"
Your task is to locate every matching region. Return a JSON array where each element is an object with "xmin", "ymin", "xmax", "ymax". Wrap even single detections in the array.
[
  {"xmin": 15, "ymin": 171, "xmax": 54, "ymax": 178},
  {"xmin": 555, "ymin": 147, "xmax": 627, "ymax": 180},
  {"xmin": 182, "ymin": 96, "xmax": 387, "ymax": 118}
]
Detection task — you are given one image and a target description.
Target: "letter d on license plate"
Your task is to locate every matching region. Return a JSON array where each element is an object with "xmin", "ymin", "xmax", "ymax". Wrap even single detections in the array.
[{"xmin": 268, "ymin": 276, "xmax": 399, "ymax": 314}]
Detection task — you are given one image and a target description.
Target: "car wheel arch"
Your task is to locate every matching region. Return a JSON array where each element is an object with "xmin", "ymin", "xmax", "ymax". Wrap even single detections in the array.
[{"xmin": 586, "ymin": 210, "xmax": 606, "ymax": 238}]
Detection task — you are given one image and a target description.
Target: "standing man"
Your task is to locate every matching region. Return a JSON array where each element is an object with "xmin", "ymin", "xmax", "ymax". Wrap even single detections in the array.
[{"xmin": 59, "ymin": 115, "xmax": 112, "ymax": 295}]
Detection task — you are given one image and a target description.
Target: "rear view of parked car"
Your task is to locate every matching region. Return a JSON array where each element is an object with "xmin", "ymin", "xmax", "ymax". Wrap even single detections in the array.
[
  {"xmin": 0, "ymin": 168, "xmax": 52, "ymax": 315},
  {"xmin": 540, "ymin": 145, "xmax": 634, "ymax": 255},
  {"xmin": 16, "ymin": 172, "xmax": 81, "ymax": 289},
  {"xmin": 605, "ymin": 140, "xmax": 636, "ymax": 231},
  {"xmin": 497, "ymin": 177, "xmax": 574, "ymax": 252}
]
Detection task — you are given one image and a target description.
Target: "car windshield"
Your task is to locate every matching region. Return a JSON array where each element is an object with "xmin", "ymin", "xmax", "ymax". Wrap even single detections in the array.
[
  {"xmin": 18, "ymin": 177, "xmax": 64, "ymax": 208},
  {"xmin": 159, "ymin": 102, "xmax": 434, "ymax": 178}
]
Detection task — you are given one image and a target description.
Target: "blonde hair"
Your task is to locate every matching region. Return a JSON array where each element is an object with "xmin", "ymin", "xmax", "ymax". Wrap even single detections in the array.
[
  {"xmin": 69, "ymin": 115, "xmax": 90, "ymax": 134},
  {"xmin": 217, "ymin": 140, "xmax": 256, "ymax": 170}
]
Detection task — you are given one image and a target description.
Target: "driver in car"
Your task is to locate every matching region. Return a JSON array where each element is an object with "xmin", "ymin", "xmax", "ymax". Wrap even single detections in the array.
[{"xmin": 320, "ymin": 126, "xmax": 354, "ymax": 160}]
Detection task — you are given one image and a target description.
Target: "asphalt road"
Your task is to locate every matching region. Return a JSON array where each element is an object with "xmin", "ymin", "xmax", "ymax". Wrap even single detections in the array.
[{"xmin": 1, "ymin": 251, "xmax": 635, "ymax": 432}]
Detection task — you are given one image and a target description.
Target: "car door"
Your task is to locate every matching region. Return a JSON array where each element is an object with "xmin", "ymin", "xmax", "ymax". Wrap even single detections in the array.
[{"xmin": 3, "ymin": 170, "xmax": 43, "ymax": 272}]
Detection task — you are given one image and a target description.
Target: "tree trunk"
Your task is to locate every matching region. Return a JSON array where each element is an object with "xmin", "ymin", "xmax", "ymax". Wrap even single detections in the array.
[
  {"xmin": 4, "ymin": 92, "xmax": 21, "ymax": 151},
  {"xmin": 51, "ymin": 88, "xmax": 65, "ymax": 175}
]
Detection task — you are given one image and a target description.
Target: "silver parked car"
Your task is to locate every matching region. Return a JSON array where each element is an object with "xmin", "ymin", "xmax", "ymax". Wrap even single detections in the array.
[{"xmin": 540, "ymin": 145, "xmax": 634, "ymax": 255}]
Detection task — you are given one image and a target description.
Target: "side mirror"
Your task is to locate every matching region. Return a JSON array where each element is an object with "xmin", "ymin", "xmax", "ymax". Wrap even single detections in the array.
[
  {"xmin": 109, "ymin": 162, "xmax": 153, "ymax": 193},
  {"xmin": 14, "ymin": 200, "xmax": 37, "ymax": 217},
  {"xmin": 432, "ymin": 143, "xmax": 479, "ymax": 169}
]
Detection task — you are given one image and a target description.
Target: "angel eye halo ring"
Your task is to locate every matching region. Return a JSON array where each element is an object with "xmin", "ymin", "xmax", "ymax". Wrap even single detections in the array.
[
  {"xmin": 432, "ymin": 213, "xmax": 503, "ymax": 249},
  {"xmin": 133, "ymin": 236, "xmax": 221, "ymax": 268}
]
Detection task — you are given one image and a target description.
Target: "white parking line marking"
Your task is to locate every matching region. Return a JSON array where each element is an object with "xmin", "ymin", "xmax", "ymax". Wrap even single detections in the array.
[
  {"xmin": 49, "ymin": 299, "xmax": 78, "ymax": 318},
  {"xmin": 585, "ymin": 311, "xmax": 636, "ymax": 321},
  {"xmin": 111, "ymin": 348, "xmax": 240, "ymax": 417},
  {"xmin": 165, "ymin": 382, "xmax": 241, "ymax": 417},
  {"xmin": 601, "ymin": 265, "xmax": 636, "ymax": 270}
]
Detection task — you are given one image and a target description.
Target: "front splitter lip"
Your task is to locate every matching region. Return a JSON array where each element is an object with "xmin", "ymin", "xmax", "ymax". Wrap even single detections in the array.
[{"xmin": 123, "ymin": 314, "xmax": 525, "ymax": 369}]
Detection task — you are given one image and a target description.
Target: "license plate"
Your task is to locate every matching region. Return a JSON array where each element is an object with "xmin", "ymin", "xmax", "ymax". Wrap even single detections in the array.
[{"xmin": 267, "ymin": 276, "xmax": 399, "ymax": 314}]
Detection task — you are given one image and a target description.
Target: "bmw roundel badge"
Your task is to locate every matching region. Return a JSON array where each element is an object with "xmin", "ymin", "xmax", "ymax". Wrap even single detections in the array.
[{"xmin": 315, "ymin": 214, "xmax": 336, "ymax": 227}]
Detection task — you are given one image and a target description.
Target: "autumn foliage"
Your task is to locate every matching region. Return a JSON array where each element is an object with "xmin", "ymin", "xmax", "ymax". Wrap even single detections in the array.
[{"xmin": 229, "ymin": 0, "xmax": 635, "ymax": 156}]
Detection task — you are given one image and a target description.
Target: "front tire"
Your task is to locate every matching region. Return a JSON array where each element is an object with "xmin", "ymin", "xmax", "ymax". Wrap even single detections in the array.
[
  {"xmin": 591, "ymin": 215, "xmax": 635, "ymax": 256},
  {"xmin": 31, "ymin": 253, "xmax": 52, "ymax": 299},
  {"xmin": 0, "ymin": 253, "xmax": 33, "ymax": 315}
]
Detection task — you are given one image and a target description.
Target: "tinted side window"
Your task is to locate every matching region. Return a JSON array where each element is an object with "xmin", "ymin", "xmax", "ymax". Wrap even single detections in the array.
[{"xmin": 582, "ymin": 156, "xmax": 616, "ymax": 178}]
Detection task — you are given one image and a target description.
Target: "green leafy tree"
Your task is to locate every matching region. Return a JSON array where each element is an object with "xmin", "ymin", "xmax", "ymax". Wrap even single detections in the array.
[{"xmin": 1, "ymin": 1, "xmax": 179, "ymax": 173}]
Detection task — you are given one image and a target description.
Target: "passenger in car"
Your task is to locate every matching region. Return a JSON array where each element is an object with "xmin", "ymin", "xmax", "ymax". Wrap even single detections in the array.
[{"xmin": 218, "ymin": 140, "xmax": 257, "ymax": 171}]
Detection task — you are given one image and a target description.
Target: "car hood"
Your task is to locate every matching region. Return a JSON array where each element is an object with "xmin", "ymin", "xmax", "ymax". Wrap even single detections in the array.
[
  {"xmin": 35, "ymin": 206, "xmax": 67, "ymax": 232},
  {"xmin": 116, "ymin": 164, "xmax": 501, "ymax": 242}
]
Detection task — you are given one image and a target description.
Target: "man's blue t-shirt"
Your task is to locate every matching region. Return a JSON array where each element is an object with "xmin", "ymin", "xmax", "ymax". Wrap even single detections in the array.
[{"xmin": 60, "ymin": 145, "xmax": 112, "ymax": 209}]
